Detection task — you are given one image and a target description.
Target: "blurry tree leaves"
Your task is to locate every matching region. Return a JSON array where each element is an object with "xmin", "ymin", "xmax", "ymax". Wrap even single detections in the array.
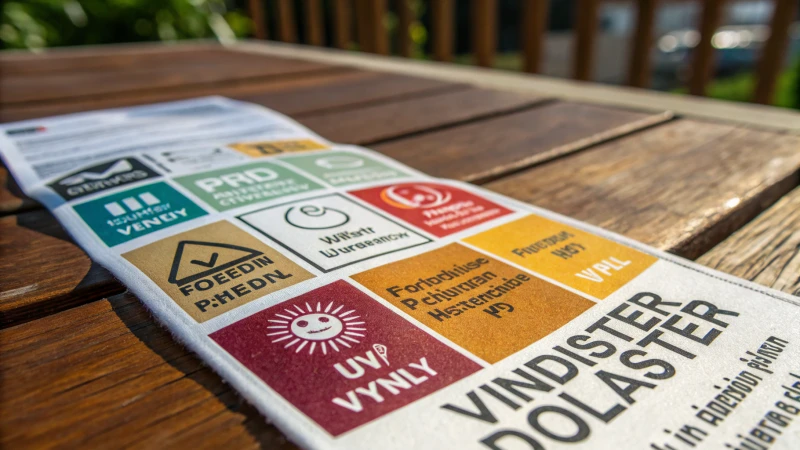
[{"xmin": 1, "ymin": 0, "xmax": 252, "ymax": 50}]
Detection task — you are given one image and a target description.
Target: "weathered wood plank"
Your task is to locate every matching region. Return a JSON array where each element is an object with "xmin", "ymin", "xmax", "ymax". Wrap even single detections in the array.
[
  {"xmin": 0, "ymin": 45, "xmax": 225, "ymax": 76},
  {"xmin": 697, "ymin": 187, "xmax": 800, "ymax": 296},
  {"xmin": 299, "ymin": 86, "xmax": 546, "ymax": 144},
  {"xmin": 0, "ymin": 293, "xmax": 295, "ymax": 449},
  {"xmin": 0, "ymin": 211, "xmax": 123, "ymax": 327},
  {"xmin": 242, "ymin": 71, "xmax": 457, "ymax": 117},
  {"xmin": 484, "ymin": 119, "xmax": 800, "ymax": 260},
  {"xmin": 373, "ymin": 101, "xmax": 671, "ymax": 183},
  {"xmin": 0, "ymin": 70, "xmax": 454, "ymax": 123},
  {"xmin": 3, "ymin": 55, "xmax": 331, "ymax": 105},
  {"xmin": 0, "ymin": 48, "xmax": 288, "ymax": 83},
  {"xmin": 0, "ymin": 165, "xmax": 36, "ymax": 214}
]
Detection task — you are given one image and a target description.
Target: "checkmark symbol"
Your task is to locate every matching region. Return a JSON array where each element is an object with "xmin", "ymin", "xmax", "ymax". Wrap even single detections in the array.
[{"xmin": 191, "ymin": 253, "xmax": 218, "ymax": 268}]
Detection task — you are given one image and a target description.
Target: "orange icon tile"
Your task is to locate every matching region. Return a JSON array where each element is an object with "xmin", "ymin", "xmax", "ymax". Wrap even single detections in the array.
[{"xmin": 352, "ymin": 243, "xmax": 594, "ymax": 363}]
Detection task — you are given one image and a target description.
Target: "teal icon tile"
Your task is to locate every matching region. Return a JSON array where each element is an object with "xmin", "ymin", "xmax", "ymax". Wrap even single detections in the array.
[{"xmin": 73, "ymin": 182, "xmax": 207, "ymax": 246}]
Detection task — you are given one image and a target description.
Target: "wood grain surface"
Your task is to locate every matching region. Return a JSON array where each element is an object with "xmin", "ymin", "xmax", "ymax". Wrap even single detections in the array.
[
  {"xmin": 697, "ymin": 186, "xmax": 800, "ymax": 296},
  {"xmin": 0, "ymin": 293, "xmax": 296, "ymax": 450},
  {"xmin": 484, "ymin": 119, "xmax": 800, "ymax": 260},
  {"xmin": 373, "ymin": 102, "xmax": 671, "ymax": 183},
  {"xmin": 2, "ymin": 51, "xmax": 334, "ymax": 105},
  {"xmin": 0, "ymin": 70, "xmax": 460, "ymax": 123},
  {"xmin": 299, "ymin": 86, "xmax": 547, "ymax": 144},
  {"xmin": 0, "ymin": 165, "xmax": 36, "ymax": 214},
  {"xmin": 0, "ymin": 44, "xmax": 223, "ymax": 75},
  {"xmin": 243, "ymin": 71, "xmax": 457, "ymax": 117},
  {"xmin": 0, "ymin": 211, "xmax": 122, "ymax": 327}
]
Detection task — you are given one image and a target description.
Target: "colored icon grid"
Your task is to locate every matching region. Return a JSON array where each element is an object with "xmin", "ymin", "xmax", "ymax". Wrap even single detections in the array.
[{"xmin": 65, "ymin": 144, "xmax": 658, "ymax": 438}]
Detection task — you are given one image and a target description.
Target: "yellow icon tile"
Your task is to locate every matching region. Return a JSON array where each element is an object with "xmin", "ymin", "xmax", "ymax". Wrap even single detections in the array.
[
  {"xmin": 228, "ymin": 139, "xmax": 329, "ymax": 157},
  {"xmin": 464, "ymin": 214, "xmax": 657, "ymax": 299}
]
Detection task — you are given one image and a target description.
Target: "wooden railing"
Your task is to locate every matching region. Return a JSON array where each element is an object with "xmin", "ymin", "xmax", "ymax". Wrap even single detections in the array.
[{"xmin": 247, "ymin": 0, "xmax": 798, "ymax": 105}]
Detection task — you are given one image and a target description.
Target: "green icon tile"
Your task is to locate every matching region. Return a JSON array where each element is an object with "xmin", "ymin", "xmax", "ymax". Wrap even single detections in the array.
[
  {"xmin": 282, "ymin": 150, "xmax": 411, "ymax": 187},
  {"xmin": 175, "ymin": 161, "xmax": 324, "ymax": 212}
]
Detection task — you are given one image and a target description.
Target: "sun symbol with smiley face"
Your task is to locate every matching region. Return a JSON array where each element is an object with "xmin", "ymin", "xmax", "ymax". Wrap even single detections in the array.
[{"xmin": 267, "ymin": 301, "xmax": 366, "ymax": 355}]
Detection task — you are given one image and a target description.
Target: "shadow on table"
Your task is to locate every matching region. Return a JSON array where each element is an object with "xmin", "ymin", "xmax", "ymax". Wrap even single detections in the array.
[
  {"xmin": 5, "ymin": 211, "xmax": 124, "ymax": 328},
  {"xmin": 1, "ymin": 164, "xmax": 39, "ymax": 215},
  {"xmin": 112, "ymin": 292, "xmax": 299, "ymax": 448}
]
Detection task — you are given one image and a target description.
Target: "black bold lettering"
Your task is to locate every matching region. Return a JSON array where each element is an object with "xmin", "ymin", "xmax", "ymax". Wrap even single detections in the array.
[
  {"xmin": 480, "ymin": 430, "xmax": 544, "ymax": 450},
  {"xmin": 681, "ymin": 300, "xmax": 739, "ymax": 328},
  {"xmin": 527, "ymin": 406, "xmax": 590, "ymax": 443},
  {"xmin": 619, "ymin": 349, "xmax": 676, "ymax": 380},
  {"xmin": 525, "ymin": 355, "xmax": 579, "ymax": 385},
  {"xmin": 595, "ymin": 370, "xmax": 657, "ymax": 404}
]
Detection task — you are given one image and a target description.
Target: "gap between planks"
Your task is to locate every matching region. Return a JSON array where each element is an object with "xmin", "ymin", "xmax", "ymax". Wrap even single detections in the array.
[{"xmin": 697, "ymin": 186, "xmax": 800, "ymax": 296}]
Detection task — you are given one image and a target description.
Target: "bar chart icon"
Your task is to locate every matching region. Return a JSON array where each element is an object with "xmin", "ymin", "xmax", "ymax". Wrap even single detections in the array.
[{"xmin": 104, "ymin": 192, "xmax": 160, "ymax": 216}]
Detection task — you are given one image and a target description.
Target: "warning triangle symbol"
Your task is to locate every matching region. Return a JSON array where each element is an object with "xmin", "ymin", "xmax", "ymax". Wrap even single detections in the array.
[{"xmin": 168, "ymin": 241, "xmax": 264, "ymax": 286}]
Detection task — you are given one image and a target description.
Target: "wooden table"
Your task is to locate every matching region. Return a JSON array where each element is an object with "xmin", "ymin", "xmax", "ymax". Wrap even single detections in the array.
[{"xmin": 2, "ymin": 41, "xmax": 800, "ymax": 449}]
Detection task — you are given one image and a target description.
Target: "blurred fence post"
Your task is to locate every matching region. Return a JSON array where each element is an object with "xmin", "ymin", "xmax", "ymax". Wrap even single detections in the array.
[
  {"xmin": 333, "ymin": 0, "xmax": 352, "ymax": 49},
  {"xmin": 432, "ymin": 0, "xmax": 455, "ymax": 61},
  {"xmin": 277, "ymin": 0, "xmax": 297, "ymax": 43},
  {"xmin": 753, "ymin": 0, "xmax": 798, "ymax": 104},
  {"xmin": 356, "ymin": 0, "xmax": 373, "ymax": 52},
  {"xmin": 573, "ymin": 0, "xmax": 599, "ymax": 81},
  {"xmin": 395, "ymin": 0, "xmax": 414, "ymax": 57},
  {"xmin": 248, "ymin": 0, "xmax": 267, "ymax": 39},
  {"xmin": 472, "ymin": 0, "xmax": 497, "ymax": 67},
  {"xmin": 370, "ymin": 0, "xmax": 389, "ymax": 55},
  {"xmin": 522, "ymin": 0, "xmax": 549, "ymax": 74},
  {"xmin": 628, "ymin": 0, "xmax": 658, "ymax": 88},
  {"xmin": 689, "ymin": 0, "xmax": 725, "ymax": 96},
  {"xmin": 303, "ymin": 0, "xmax": 325, "ymax": 46}
]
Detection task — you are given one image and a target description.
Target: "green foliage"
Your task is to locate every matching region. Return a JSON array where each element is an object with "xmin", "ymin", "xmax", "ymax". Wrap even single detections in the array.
[
  {"xmin": 386, "ymin": 0, "xmax": 427, "ymax": 58},
  {"xmin": 673, "ymin": 60, "xmax": 800, "ymax": 109},
  {"xmin": 1, "ymin": 0, "xmax": 252, "ymax": 50},
  {"xmin": 706, "ymin": 62, "xmax": 799, "ymax": 109}
]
